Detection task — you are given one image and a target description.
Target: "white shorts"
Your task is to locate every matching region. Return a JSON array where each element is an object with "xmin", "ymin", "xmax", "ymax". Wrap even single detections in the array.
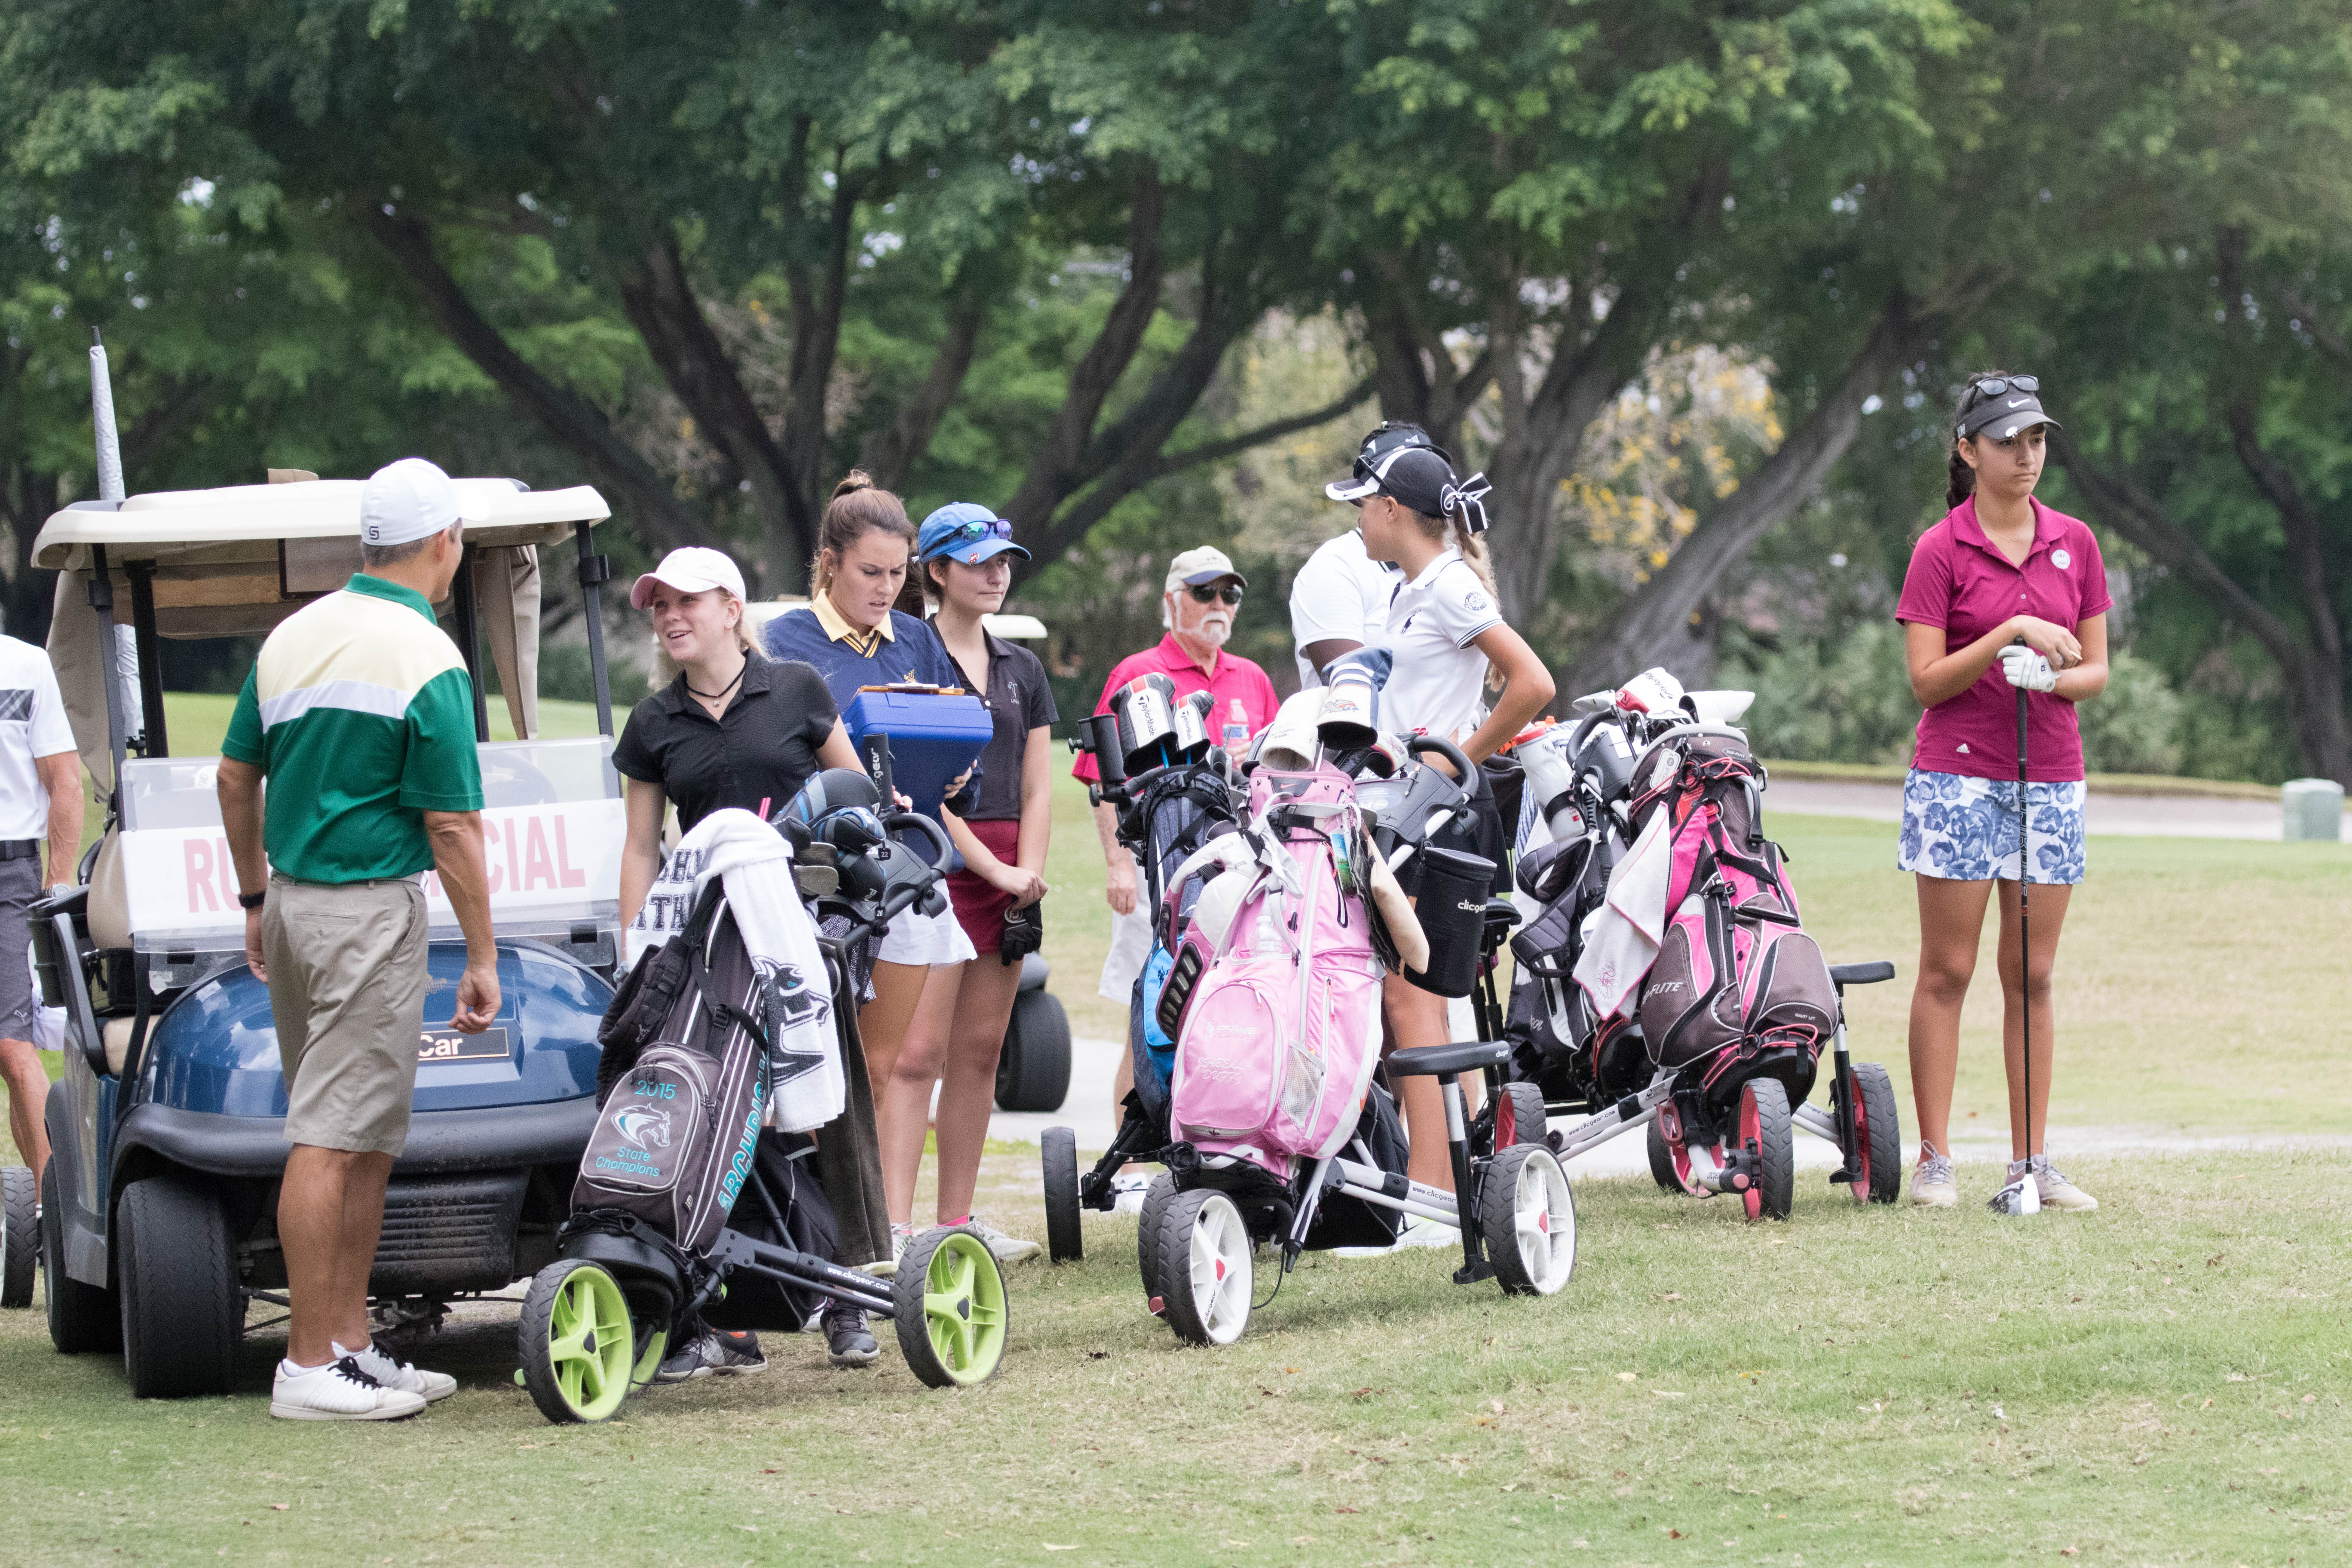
[
  {"xmin": 1100, "ymin": 903, "xmax": 1151, "ymax": 1004},
  {"xmin": 876, "ymin": 897, "xmax": 977, "ymax": 968}
]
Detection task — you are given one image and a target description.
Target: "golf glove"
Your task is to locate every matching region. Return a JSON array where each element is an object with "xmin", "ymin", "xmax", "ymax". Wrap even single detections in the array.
[{"xmin": 1998, "ymin": 645, "xmax": 2058, "ymax": 692}]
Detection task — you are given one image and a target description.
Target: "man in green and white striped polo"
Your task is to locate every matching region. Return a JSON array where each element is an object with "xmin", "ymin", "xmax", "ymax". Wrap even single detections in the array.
[{"xmin": 217, "ymin": 457, "xmax": 499, "ymax": 1421}]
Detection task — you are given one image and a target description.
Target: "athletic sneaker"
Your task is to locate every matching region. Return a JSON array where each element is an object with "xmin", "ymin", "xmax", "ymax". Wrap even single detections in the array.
[
  {"xmin": 1909, "ymin": 1145, "xmax": 1958, "ymax": 1208},
  {"xmin": 333, "ymin": 1338, "xmax": 456, "ymax": 1403},
  {"xmin": 653, "ymin": 1328, "xmax": 766, "ymax": 1384},
  {"xmin": 1391, "ymin": 1215, "xmax": 1461, "ymax": 1250},
  {"xmin": 953, "ymin": 1214, "xmax": 1041, "ymax": 1266},
  {"xmin": 822, "ymin": 1302, "xmax": 880, "ymax": 1367},
  {"xmin": 270, "ymin": 1355, "xmax": 428, "ymax": 1421},
  {"xmin": 2026, "ymin": 1155, "xmax": 2098, "ymax": 1212},
  {"xmin": 857, "ymin": 1222, "xmax": 919, "ymax": 1280}
]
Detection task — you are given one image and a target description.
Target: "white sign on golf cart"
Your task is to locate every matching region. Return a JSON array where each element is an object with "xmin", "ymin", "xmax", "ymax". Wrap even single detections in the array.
[{"xmin": 114, "ymin": 738, "xmax": 624, "ymax": 951}]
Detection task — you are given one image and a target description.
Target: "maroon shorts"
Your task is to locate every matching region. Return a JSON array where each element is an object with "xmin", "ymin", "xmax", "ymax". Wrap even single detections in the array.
[{"xmin": 946, "ymin": 817, "xmax": 1022, "ymax": 955}]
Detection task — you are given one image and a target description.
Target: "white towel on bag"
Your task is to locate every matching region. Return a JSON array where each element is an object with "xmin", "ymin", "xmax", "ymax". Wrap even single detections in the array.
[
  {"xmin": 1571, "ymin": 806, "xmax": 1675, "ymax": 1020},
  {"xmin": 623, "ymin": 808, "xmax": 842, "ymax": 1133}
]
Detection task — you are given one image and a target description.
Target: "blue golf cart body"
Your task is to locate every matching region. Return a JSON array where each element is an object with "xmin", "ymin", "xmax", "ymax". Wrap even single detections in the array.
[{"xmin": 22, "ymin": 476, "xmax": 632, "ymax": 1393}]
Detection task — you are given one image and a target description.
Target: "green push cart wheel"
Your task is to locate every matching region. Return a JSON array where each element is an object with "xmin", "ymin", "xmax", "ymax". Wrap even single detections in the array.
[
  {"xmin": 518, "ymin": 1259, "xmax": 637, "ymax": 1423},
  {"xmin": 893, "ymin": 1227, "xmax": 1009, "ymax": 1388}
]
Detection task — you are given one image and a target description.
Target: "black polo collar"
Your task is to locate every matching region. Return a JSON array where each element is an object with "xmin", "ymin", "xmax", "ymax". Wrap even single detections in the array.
[{"xmin": 655, "ymin": 649, "xmax": 777, "ymax": 717}]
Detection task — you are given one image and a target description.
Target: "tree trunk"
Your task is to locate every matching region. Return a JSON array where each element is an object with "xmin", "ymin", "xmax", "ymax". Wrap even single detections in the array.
[
  {"xmin": 1560, "ymin": 302, "xmax": 1919, "ymax": 698},
  {"xmin": 2053, "ymin": 436, "xmax": 2352, "ymax": 786},
  {"xmin": 360, "ymin": 204, "xmax": 725, "ymax": 562},
  {"xmin": 1000, "ymin": 172, "xmax": 1170, "ymax": 545},
  {"xmin": 858, "ymin": 303, "xmax": 986, "ymax": 490}
]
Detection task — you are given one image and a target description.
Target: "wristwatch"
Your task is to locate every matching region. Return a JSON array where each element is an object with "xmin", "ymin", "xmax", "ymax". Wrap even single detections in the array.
[{"xmin": 238, "ymin": 889, "xmax": 266, "ymax": 910}]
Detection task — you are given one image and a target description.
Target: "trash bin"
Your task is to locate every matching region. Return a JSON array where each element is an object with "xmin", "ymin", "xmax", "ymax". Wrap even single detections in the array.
[{"xmin": 2281, "ymin": 778, "xmax": 2345, "ymax": 842}]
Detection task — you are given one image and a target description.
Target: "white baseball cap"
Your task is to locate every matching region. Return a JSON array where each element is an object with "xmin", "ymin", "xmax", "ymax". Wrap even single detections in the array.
[
  {"xmin": 630, "ymin": 546, "xmax": 748, "ymax": 609},
  {"xmin": 359, "ymin": 457, "xmax": 463, "ymax": 547}
]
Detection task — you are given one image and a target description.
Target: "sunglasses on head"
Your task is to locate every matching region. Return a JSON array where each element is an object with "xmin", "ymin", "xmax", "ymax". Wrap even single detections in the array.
[
  {"xmin": 1969, "ymin": 375, "xmax": 2040, "ymax": 401},
  {"xmin": 1186, "ymin": 584, "xmax": 1243, "ymax": 606},
  {"xmin": 931, "ymin": 515, "xmax": 1013, "ymax": 553}
]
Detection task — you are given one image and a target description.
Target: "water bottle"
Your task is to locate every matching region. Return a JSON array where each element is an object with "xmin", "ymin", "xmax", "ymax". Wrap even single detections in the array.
[{"xmin": 1223, "ymin": 697, "xmax": 1248, "ymax": 748}]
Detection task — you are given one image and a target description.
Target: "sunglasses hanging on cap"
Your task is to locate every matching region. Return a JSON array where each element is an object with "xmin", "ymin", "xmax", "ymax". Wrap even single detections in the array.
[
  {"xmin": 1186, "ymin": 585, "xmax": 1243, "ymax": 606},
  {"xmin": 940, "ymin": 515, "xmax": 1013, "ymax": 548},
  {"xmin": 1969, "ymin": 375, "xmax": 2040, "ymax": 400}
]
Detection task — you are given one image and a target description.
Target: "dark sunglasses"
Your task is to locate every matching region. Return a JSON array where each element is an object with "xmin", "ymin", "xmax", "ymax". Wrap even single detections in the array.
[
  {"xmin": 1186, "ymin": 584, "xmax": 1243, "ymax": 606},
  {"xmin": 1969, "ymin": 375, "xmax": 2040, "ymax": 401}
]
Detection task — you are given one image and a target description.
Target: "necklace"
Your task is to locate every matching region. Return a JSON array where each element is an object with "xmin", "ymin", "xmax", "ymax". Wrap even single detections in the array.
[{"xmin": 686, "ymin": 659, "xmax": 747, "ymax": 706}]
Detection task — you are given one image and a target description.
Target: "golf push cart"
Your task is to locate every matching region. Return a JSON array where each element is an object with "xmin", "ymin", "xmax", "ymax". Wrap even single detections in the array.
[{"xmin": 18, "ymin": 352, "xmax": 636, "ymax": 1397}]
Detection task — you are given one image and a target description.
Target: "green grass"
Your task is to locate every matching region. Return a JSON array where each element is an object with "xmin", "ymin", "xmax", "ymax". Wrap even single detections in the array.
[
  {"xmin": 3, "ymin": 1152, "xmax": 2345, "ymax": 1565},
  {"xmin": 8, "ymin": 732, "xmax": 2349, "ymax": 1564}
]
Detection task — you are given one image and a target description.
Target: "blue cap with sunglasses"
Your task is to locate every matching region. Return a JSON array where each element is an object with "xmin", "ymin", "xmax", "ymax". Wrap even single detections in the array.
[{"xmin": 917, "ymin": 502, "xmax": 1030, "ymax": 566}]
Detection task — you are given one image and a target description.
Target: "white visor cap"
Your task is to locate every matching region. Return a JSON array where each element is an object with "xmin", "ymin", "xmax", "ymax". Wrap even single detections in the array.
[
  {"xmin": 360, "ymin": 457, "xmax": 464, "ymax": 548},
  {"xmin": 631, "ymin": 546, "xmax": 749, "ymax": 610}
]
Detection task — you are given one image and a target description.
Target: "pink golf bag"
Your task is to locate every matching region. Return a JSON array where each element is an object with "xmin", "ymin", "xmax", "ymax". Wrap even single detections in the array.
[
  {"xmin": 1162, "ymin": 762, "xmax": 1386, "ymax": 1183},
  {"xmin": 1631, "ymin": 732, "xmax": 1838, "ymax": 1105}
]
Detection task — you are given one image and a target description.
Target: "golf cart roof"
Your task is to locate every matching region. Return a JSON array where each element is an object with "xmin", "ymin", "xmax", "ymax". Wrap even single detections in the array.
[
  {"xmin": 42, "ymin": 475, "xmax": 617, "ymax": 787},
  {"xmin": 33, "ymin": 477, "xmax": 609, "ymax": 571}
]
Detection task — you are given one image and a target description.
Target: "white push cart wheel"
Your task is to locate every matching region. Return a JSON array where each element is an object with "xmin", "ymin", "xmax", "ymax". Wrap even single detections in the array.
[
  {"xmin": 1481, "ymin": 1145, "xmax": 1578, "ymax": 1297},
  {"xmin": 1155, "ymin": 1188, "xmax": 1253, "ymax": 1346}
]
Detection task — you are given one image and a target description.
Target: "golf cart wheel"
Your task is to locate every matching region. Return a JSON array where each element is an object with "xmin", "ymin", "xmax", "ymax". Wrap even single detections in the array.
[
  {"xmin": 1849, "ymin": 1063, "xmax": 1903, "ymax": 1205},
  {"xmin": 518, "ymin": 1259, "xmax": 636, "ymax": 1424},
  {"xmin": 1495, "ymin": 1082, "xmax": 1548, "ymax": 1151},
  {"xmin": 1645, "ymin": 1120, "xmax": 1681, "ymax": 1193},
  {"xmin": 893, "ymin": 1226, "xmax": 1009, "ymax": 1388},
  {"xmin": 118, "ymin": 1175, "xmax": 241, "ymax": 1398},
  {"xmin": 1154, "ymin": 1188, "xmax": 1253, "ymax": 1347},
  {"xmin": 995, "ymin": 989, "xmax": 1072, "ymax": 1113},
  {"xmin": 1041, "ymin": 1127, "xmax": 1084, "ymax": 1263},
  {"xmin": 1137, "ymin": 1173, "xmax": 1178, "ymax": 1309},
  {"xmin": 1479, "ymin": 1145, "xmax": 1578, "ymax": 1296},
  {"xmin": 40, "ymin": 1162, "xmax": 118, "ymax": 1354},
  {"xmin": 1740, "ymin": 1079, "xmax": 1795, "ymax": 1222},
  {"xmin": 2, "ymin": 1166, "xmax": 36, "ymax": 1308}
]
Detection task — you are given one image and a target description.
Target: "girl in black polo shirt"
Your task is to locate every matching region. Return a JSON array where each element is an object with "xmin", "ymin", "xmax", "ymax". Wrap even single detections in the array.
[
  {"xmin": 612, "ymin": 548, "xmax": 859, "ymax": 931},
  {"xmin": 610, "ymin": 546, "xmax": 884, "ymax": 1376}
]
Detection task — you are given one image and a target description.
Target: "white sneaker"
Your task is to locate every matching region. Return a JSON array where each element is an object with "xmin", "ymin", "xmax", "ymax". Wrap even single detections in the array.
[
  {"xmin": 1109, "ymin": 1174, "xmax": 1151, "ymax": 1216},
  {"xmin": 1391, "ymin": 1216, "xmax": 1461, "ymax": 1250},
  {"xmin": 1909, "ymin": 1145, "xmax": 1958, "ymax": 1208},
  {"xmin": 335, "ymin": 1338, "xmax": 457, "ymax": 1403},
  {"xmin": 271, "ymin": 1355, "xmax": 428, "ymax": 1421},
  {"xmin": 2030, "ymin": 1156, "xmax": 2098, "ymax": 1212},
  {"xmin": 855, "ymin": 1224, "xmax": 917, "ymax": 1279},
  {"xmin": 954, "ymin": 1215, "xmax": 1041, "ymax": 1266}
]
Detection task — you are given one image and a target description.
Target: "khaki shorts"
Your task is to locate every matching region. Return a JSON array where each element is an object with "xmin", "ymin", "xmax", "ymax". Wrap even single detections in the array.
[{"xmin": 263, "ymin": 875, "xmax": 431, "ymax": 1157}]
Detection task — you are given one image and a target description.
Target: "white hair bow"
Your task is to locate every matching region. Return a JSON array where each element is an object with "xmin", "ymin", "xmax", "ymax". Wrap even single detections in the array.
[{"xmin": 1439, "ymin": 472, "xmax": 1493, "ymax": 535}]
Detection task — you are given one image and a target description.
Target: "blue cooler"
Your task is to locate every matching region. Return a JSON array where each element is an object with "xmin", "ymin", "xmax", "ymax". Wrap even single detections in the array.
[{"xmin": 842, "ymin": 686, "xmax": 993, "ymax": 819}]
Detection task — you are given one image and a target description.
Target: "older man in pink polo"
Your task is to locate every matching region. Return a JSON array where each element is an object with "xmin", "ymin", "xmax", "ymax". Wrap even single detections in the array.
[{"xmin": 1071, "ymin": 546, "xmax": 1277, "ymax": 1117}]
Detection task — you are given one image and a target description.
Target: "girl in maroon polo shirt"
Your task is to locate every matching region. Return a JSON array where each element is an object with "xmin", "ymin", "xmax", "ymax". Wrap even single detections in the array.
[{"xmin": 1895, "ymin": 373, "xmax": 2109, "ymax": 1213}]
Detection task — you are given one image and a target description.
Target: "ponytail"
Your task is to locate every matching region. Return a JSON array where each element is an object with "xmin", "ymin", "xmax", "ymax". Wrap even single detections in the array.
[
  {"xmin": 813, "ymin": 469, "xmax": 914, "ymax": 600},
  {"xmin": 1454, "ymin": 521, "xmax": 1507, "ymax": 692}
]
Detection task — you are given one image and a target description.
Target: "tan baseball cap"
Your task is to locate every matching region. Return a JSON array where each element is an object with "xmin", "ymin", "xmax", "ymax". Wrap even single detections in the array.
[{"xmin": 1163, "ymin": 545, "xmax": 1246, "ymax": 594}]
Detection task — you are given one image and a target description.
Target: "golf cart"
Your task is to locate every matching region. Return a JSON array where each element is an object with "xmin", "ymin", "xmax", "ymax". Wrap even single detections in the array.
[{"xmin": 28, "ymin": 466, "xmax": 631, "ymax": 1398}]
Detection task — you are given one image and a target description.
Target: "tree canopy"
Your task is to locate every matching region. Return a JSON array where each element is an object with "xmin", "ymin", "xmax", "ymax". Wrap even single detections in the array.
[{"xmin": 4, "ymin": 0, "xmax": 2347, "ymax": 780}]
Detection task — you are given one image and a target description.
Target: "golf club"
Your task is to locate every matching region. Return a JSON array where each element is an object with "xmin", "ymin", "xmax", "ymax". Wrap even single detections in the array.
[{"xmin": 1989, "ymin": 638, "xmax": 2043, "ymax": 1216}]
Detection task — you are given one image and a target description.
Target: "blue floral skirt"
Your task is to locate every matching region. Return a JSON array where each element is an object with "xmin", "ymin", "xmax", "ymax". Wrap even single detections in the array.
[{"xmin": 1898, "ymin": 769, "xmax": 2087, "ymax": 884}]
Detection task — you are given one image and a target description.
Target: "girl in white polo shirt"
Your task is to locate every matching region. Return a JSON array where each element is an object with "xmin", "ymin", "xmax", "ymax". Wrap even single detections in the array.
[{"xmin": 1326, "ymin": 439, "xmax": 1556, "ymax": 1223}]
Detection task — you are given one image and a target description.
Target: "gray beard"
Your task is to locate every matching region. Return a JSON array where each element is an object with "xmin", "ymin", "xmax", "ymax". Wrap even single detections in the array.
[{"xmin": 1192, "ymin": 616, "xmax": 1231, "ymax": 648}]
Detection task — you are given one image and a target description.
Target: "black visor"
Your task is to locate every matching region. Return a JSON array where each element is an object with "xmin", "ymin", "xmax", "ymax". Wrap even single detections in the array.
[{"xmin": 1959, "ymin": 389, "xmax": 2061, "ymax": 441}]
